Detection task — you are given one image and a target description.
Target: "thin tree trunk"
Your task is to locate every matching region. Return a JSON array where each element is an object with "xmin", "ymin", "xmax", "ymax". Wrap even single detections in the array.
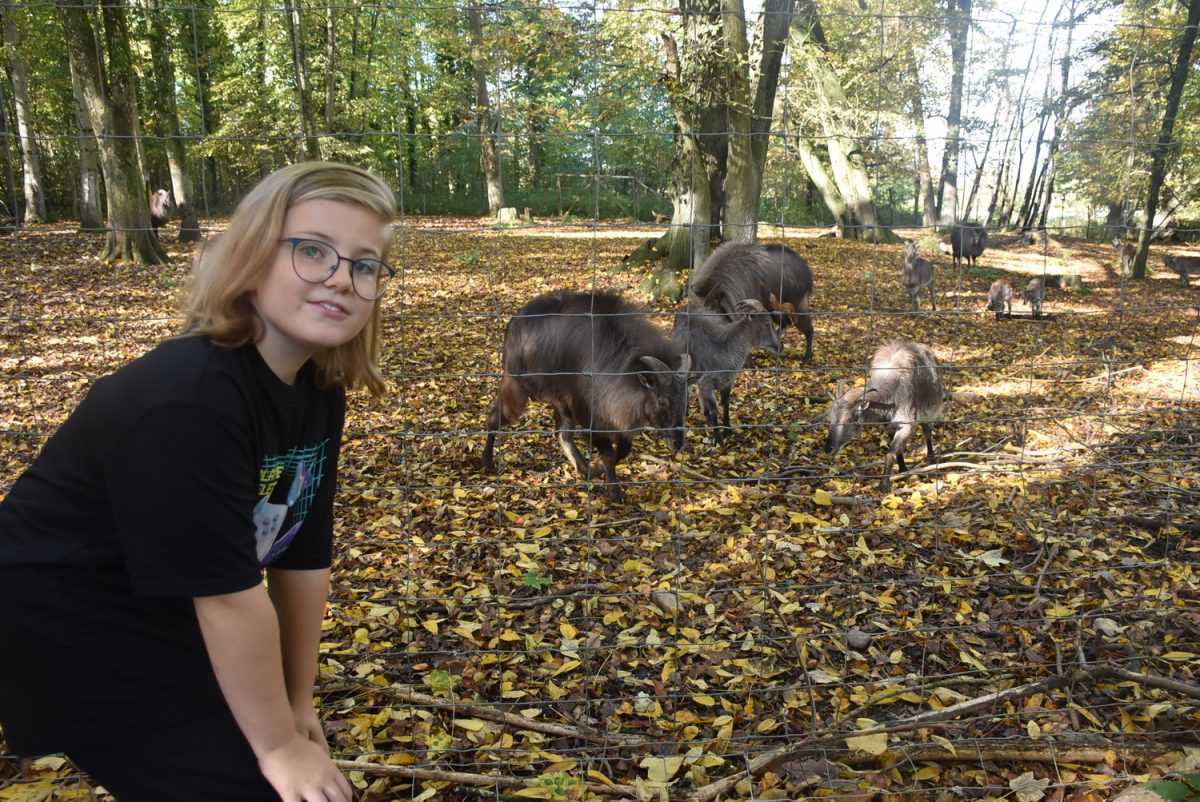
[
  {"xmin": 180, "ymin": 1, "xmax": 218, "ymax": 206},
  {"xmin": 467, "ymin": 5, "xmax": 503, "ymax": 215},
  {"xmin": 3, "ymin": 5, "xmax": 46, "ymax": 222},
  {"xmin": 0, "ymin": 61, "xmax": 19, "ymax": 223},
  {"xmin": 67, "ymin": 47, "xmax": 104, "ymax": 231},
  {"xmin": 146, "ymin": 0, "xmax": 200, "ymax": 241},
  {"xmin": 1033, "ymin": 3, "xmax": 1075, "ymax": 231},
  {"xmin": 1134, "ymin": 0, "xmax": 1200, "ymax": 278},
  {"xmin": 910, "ymin": 72, "xmax": 937, "ymax": 229},
  {"xmin": 937, "ymin": 0, "xmax": 970, "ymax": 226},
  {"xmin": 283, "ymin": 0, "xmax": 321, "ymax": 160},
  {"xmin": 324, "ymin": 3, "xmax": 335, "ymax": 136}
]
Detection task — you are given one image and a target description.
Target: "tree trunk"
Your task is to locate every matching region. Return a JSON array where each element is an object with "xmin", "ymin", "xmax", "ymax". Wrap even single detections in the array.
[
  {"xmin": 467, "ymin": 5, "xmax": 503, "ymax": 215},
  {"xmin": 324, "ymin": 4, "xmax": 335, "ymax": 137},
  {"xmin": 720, "ymin": 0, "xmax": 758, "ymax": 243},
  {"xmin": 179, "ymin": 1, "xmax": 219, "ymax": 205},
  {"xmin": 3, "ymin": 5, "xmax": 47, "ymax": 223},
  {"xmin": 1134, "ymin": 0, "xmax": 1200, "ymax": 278},
  {"xmin": 794, "ymin": 134, "xmax": 845, "ymax": 230},
  {"xmin": 793, "ymin": 3, "xmax": 896, "ymax": 243},
  {"xmin": 909, "ymin": 74, "xmax": 937, "ymax": 229},
  {"xmin": 1034, "ymin": 2, "xmax": 1076, "ymax": 232},
  {"xmin": 146, "ymin": 0, "xmax": 200, "ymax": 241},
  {"xmin": 59, "ymin": 0, "xmax": 165, "ymax": 264},
  {"xmin": 0, "ymin": 63, "xmax": 18, "ymax": 223},
  {"xmin": 282, "ymin": 0, "xmax": 321, "ymax": 160},
  {"xmin": 937, "ymin": 0, "xmax": 970, "ymax": 226},
  {"xmin": 67, "ymin": 47, "xmax": 104, "ymax": 231},
  {"xmin": 720, "ymin": 0, "xmax": 794, "ymax": 243}
]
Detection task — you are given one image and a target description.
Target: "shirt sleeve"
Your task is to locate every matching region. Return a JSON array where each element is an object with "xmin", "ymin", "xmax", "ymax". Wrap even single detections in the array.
[{"xmin": 105, "ymin": 404, "xmax": 264, "ymax": 598}]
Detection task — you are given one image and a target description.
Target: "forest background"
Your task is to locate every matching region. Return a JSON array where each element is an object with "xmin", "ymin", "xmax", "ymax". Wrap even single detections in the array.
[{"xmin": 1, "ymin": 0, "xmax": 1199, "ymax": 800}]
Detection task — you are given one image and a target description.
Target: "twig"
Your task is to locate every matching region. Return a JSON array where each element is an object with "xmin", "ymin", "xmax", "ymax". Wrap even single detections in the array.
[
  {"xmin": 639, "ymin": 455, "xmax": 871, "ymax": 506},
  {"xmin": 1097, "ymin": 666, "xmax": 1200, "ymax": 699},
  {"xmin": 320, "ymin": 685, "xmax": 644, "ymax": 747},
  {"xmin": 332, "ymin": 760, "xmax": 640, "ymax": 798},
  {"xmin": 841, "ymin": 738, "xmax": 1176, "ymax": 767},
  {"xmin": 681, "ymin": 672, "xmax": 1088, "ymax": 802}
]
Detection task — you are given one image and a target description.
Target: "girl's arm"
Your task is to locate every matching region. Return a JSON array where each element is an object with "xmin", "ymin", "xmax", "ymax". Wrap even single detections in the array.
[
  {"xmin": 195, "ymin": 586, "xmax": 351, "ymax": 802},
  {"xmin": 267, "ymin": 566, "xmax": 332, "ymax": 745}
]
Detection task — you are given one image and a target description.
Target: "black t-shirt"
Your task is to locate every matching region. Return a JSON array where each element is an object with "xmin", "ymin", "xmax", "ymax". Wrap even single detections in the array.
[{"xmin": 0, "ymin": 335, "xmax": 345, "ymax": 754}]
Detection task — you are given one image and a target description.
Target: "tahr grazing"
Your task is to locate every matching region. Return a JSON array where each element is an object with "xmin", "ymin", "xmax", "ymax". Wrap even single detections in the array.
[
  {"xmin": 986, "ymin": 279, "xmax": 1012, "ymax": 319},
  {"xmin": 482, "ymin": 290, "xmax": 690, "ymax": 502},
  {"xmin": 824, "ymin": 341, "xmax": 945, "ymax": 493},
  {"xmin": 1023, "ymin": 277, "xmax": 1045, "ymax": 319},
  {"xmin": 673, "ymin": 296, "xmax": 780, "ymax": 443}
]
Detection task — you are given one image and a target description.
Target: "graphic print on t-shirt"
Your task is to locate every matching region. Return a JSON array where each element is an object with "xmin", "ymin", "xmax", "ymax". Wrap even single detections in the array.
[{"xmin": 253, "ymin": 441, "xmax": 328, "ymax": 564}]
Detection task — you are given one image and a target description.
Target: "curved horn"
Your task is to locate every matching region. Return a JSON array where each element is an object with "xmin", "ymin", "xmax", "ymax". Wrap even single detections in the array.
[
  {"xmin": 734, "ymin": 298, "xmax": 766, "ymax": 314},
  {"xmin": 639, "ymin": 355, "xmax": 673, "ymax": 385},
  {"xmin": 677, "ymin": 353, "xmax": 691, "ymax": 375}
]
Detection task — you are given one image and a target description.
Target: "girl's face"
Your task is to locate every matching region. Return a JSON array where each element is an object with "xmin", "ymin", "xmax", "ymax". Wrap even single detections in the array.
[{"xmin": 249, "ymin": 199, "xmax": 389, "ymax": 383}]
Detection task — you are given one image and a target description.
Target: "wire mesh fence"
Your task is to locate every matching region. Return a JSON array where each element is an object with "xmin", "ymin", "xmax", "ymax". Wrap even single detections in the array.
[{"xmin": 1, "ymin": 1, "xmax": 1199, "ymax": 801}]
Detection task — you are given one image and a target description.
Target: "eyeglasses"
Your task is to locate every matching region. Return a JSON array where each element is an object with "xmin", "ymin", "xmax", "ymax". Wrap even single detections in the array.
[{"xmin": 279, "ymin": 237, "xmax": 395, "ymax": 301}]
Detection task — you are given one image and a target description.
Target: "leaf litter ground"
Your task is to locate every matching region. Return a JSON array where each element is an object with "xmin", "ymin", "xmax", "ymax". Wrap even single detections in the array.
[{"xmin": 0, "ymin": 222, "xmax": 1198, "ymax": 801}]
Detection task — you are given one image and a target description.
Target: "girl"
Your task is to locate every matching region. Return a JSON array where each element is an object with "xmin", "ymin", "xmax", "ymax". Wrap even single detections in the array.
[{"xmin": 0, "ymin": 161, "xmax": 397, "ymax": 801}]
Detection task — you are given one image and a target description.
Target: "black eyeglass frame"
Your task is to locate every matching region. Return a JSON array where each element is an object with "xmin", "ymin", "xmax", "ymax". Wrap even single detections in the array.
[{"xmin": 279, "ymin": 237, "xmax": 396, "ymax": 301}]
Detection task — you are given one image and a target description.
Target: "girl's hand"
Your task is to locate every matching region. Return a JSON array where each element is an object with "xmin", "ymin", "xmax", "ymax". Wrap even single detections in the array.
[
  {"xmin": 258, "ymin": 732, "xmax": 352, "ymax": 802},
  {"xmin": 294, "ymin": 704, "xmax": 331, "ymax": 754}
]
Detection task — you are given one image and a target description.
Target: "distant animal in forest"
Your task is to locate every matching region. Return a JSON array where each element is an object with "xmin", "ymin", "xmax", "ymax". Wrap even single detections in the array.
[
  {"xmin": 824, "ymin": 341, "xmax": 945, "ymax": 493},
  {"xmin": 482, "ymin": 290, "xmax": 690, "ymax": 502},
  {"xmin": 1163, "ymin": 254, "xmax": 1200, "ymax": 287},
  {"xmin": 150, "ymin": 189, "xmax": 172, "ymax": 234},
  {"xmin": 901, "ymin": 241, "xmax": 936, "ymax": 312},
  {"xmin": 986, "ymin": 279, "xmax": 1012, "ymax": 319},
  {"xmin": 950, "ymin": 222, "xmax": 988, "ymax": 271},
  {"xmin": 689, "ymin": 242, "xmax": 815, "ymax": 361},
  {"xmin": 1112, "ymin": 239, "xmax": 1135, "ymax": 277},
  {"xmin": 1022, "ymin": 277, "xmax": 1045, "ymax": 319},
  {"xmin": 673, "ymin": 296, "xmax": 780, "ymax": 444}
]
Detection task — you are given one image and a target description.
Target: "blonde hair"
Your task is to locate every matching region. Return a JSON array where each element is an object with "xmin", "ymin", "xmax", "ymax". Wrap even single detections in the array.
[{"xmin": 183, "ymin": 161, "xmax": 397, "ymax": 396}]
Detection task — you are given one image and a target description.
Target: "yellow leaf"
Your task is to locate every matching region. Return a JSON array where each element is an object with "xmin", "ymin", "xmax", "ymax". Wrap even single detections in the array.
[
  {"xmin": 930, "ymin": 735, "xmax": 956, "ymax": 757},
  {"xmin": 1027, "ymin": 720, "xmax": 1041, "ymax": 738},
  {"xmin": 915, "ymin": 766, "xmax": 940, "ymax": 781},
  {"xmin": 1162, "ymin": 651, "xmax": 1198, "ymax": 661},
  {"xmin": 353, "ymin": 627, "xmax": 371, "ymax": 645},
  {"xmin": 560, "ymin": 621, "xmax": 578, "ymax": 639},
  {"xmin": 694, "ymin": 694, "xmax": 716, "ymax": 706},
  {"xmin": 552, "ymin": 659, "xmax": 580, "ymax": 676},
  {"xmin": 510, "ymin": 787, "xmax": 553, "ymax": 799},
  {"xmin": 640, "ymin": 756, "xmax": 685, "ymax": 784},
  {"xmin": 813, "ymin": 489, "xmax": 833, "ymax": 506},
  {"xmin": 422, "ymin": 618, "xmax": 441, "ymax": 635},
  {"xmin": 587, "ymin": 769, "xmax": 615, "ymax": 785},
  {"xmin": 845, "ymin": 731, "xmax": 889, "ymax": 755},
  {"xmin": 453, "ymin": 718, "xmax": 488, "ymax": 732}
]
